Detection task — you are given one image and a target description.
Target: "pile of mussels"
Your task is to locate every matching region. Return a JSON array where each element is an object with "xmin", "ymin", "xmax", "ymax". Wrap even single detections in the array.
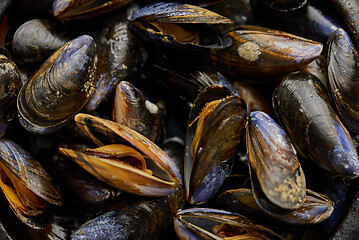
[{"xmin": 0, "ymin": 0, "xmax": 359, "ymax": 239}]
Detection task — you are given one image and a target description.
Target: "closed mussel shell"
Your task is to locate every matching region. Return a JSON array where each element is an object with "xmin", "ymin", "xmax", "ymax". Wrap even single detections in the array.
[
  {"xmin": 247, "ymin": 111, "xmax": 306, "ymax": 209},
  {"xmin": 174, "ymin": 208, "xmax": 284, "ymax": 240},
  {"xmin": 112, "ymin": 81, "xmax": 165, "ymax": 146},
  {"xmin": 72, "ymin": 189, "xmax": 184, "ymax": 240},
  {"xmin": 12, "ymin": 18, "xmax": 72, "ymax": 65},
  {"xmin": 211, "ymin": 26, "xmax": 323, "ymax": 78},
  {"xmin": 0, "ymin": 54, "xmax": 22, "ymax": 137},
  {"xmin": 273, "ymin": 71, "xmax": 359, "ymax": 178},
  {"xmin": 217, "ymin": 188, "xmax": 334, "ymax": 224},
  {"xmin": 0, "ymin": 138, "xmax": 63, "ymax": 228},
  {"xmin": 331, "ymin": 0, "xmax": 359, "ymax": 51},
  {"xmin": 184, "ymin": 85, "xmax": 247, "ymax": 204},
  {"xmin": 327, "ymin": 28, "xmax": 359, "ymax": 133},
  {"xmin": 17, "ymin": 35, "xmax": 96, "ymax": 134},
  {"xmin": 86, "ymin": 7, "xmax": 139, "ymax": 112},
  {"xmin": 53, "ymin": 0, "xmax": 133, "ymax": 21},
  {"xmin": 130, "ymin": 2, "xmax": 232, "ymax": 51}
]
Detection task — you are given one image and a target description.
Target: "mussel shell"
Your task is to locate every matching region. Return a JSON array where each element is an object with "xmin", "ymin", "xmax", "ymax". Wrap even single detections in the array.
[
  {"xmin": 327, "ymin": 28, "xmax": 359, "ymax": 133},
  {"xmin": 130, "ymin": 2, "xmax": 232, "ymax": 52},
  {"xmin": 174, "ymin": 208, "xmax": 284, "ymax": 240},
  {"xmin": 247, "ymin": 111, "xmax": 306, "ymax": 209},
  {"xmin": 12, "ymin": 18, "xmax": 71, "ymax": 65},
  {"xmin": 112, "ymin": 81, "xmax": 165, "ymax": 146},
  {"xmin": 331, "ymin": 0, "xmax": 359, "ymax": 51},
  {"xmin": 184, "ymin": 85, "xmax": 247, "ymax": 204},
  {"xmin": 217, "ymin": 188, "xmax": 334, "ymax": 224},
  {"xmin": 0, "ymin": 138, "xmax": 63, "ymax": 228},
  {"xmin": 211, "ymin": 26, "xmax": 323, "ymax": 78},
  {"xmin": 250, "ymin": 165, "xmax": 334, "ymax": 225},
  {"xmin": 0, "ymin": 139, "xmax": 63, "ymax": 205},
  {"xmin": 17, "ymin": 35, "xmax": 96, "ymax": 134},
  {"xmin": 53, "ymin": 0, "xmax": 133, "ymax": 21},
  {"xmin": 71, "ymin": 188, "xmax": 184, "ymax": 240},
  {"xmin": 273, "ymin": 71, "xmax": 359, "ymax": 178},
  {"xmin": 68, "ymin": 113, "xmax": 181, "ymax": 195},
  {"xmin": 130, "ymin": 2, "xmax": 232, "ymax": 24},
  {"xmin": 259, "ymin": 0, "xmax": 307, "ymax": 12},
  {"xmin": 86, "ymin": 6, "xmax": 139, "ymax": 112},
  {"xmin": 130, "ymin": 22, "xmax": 232, "ymax": 52},
  {"xmin": 0, "ymin": 54, "xmax": 22, "ymax": 137}
]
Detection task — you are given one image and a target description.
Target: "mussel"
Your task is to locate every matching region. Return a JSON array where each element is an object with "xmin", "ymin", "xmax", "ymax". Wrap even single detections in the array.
[
  {"xmin": 217, "ymin": 188, "xmax": 334, "ymax": 224},
  {"xmin": 0, "ymin": 138, "xmax": 63, "ymax": 229},
  {"xmin": 11, "ymin": 18, "xmax": 71, "ymax": 65},
  {"xmin": 85, "ymin": 5, "xmax": 140, "ymax": 111},
  {"xmin": 246, "ymin": 111, "xmax": 306, "ymax": 210},
  {"xmin": 52, "ymin": 0, "xmax": 133, "ymax": 21},
  {"xmin": 0, "ymin": 52, "xmax": 22, "ymax": 137},
  {"xmin": 211, "ymin": 26, "xmax": 323, "ymax": 79},
  {"xmin": 174, "ymin": 208, "xmax": 284, "ymax": 239},
  {"xmin": 17, "ymin": 35, "xmax": 97, "ymax": 134},
  {"xmin": 273, "ymin": 71, "xmax": 359, "ymax": 178},
  {"xmin": 327, "ymin": 28, "xmax": 359, "ymax": 133},
  {"xmin": 72, "ymin": 187, "xmax": 184, "ymax": 240},
  {"xmin": 130, "ymin": 2, "xmax": 232, "ymax": 51},
  {"xmin": 184, "ymin": 85, "xmax": 247, "ymax": 204},
  {"xmin": 331, "ymin": 0, "xmax": 359, "ymax": 51},
  {"xmin": 59, "ymin": 113, "xmax": 180, "ymax": 197},
  {"xmin": 112, "ymin": 81, "xmax": 165, "ymax": 146}
]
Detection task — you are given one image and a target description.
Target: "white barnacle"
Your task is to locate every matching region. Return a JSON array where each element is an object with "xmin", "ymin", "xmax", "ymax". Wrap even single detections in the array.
[{"xmin": 237, "ymin": 42, "xmax": 261, "ymax": 62}]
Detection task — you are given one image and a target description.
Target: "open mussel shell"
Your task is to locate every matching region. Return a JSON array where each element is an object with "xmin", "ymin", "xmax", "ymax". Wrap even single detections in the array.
[
  {"xmin": 12, "ymin": 18, "xmax": 71, "ymax": 65},
  {"xmin": 246, "ymin": 111, "xmax": 306, "ymax": 209},
  {"xmin": 174, "ymin": 208, "xmax": 284, "ymax": 239},
  {"xmin": 184, "ymin": 85, "xmax": 247, "ymax": 204},
  {"xmin": 112, "ymin": 81, "xmax": 165, "ymax": 146},
  {"xmin": 217, "ymin": 188, "xmax": 334, "ymax": 224},
  {"xmin": 273, "ymin": 71, "xmax": 359, "ymax": 178},
  {"xmin": 211, "ymin": 26, "xmax": 323, "ymax": 78},
  {"xmin": 327, "ymin": 28, "xmax": 359, "ymax": 133},
  {"xmin": 59, "ymin": 113, "xmax": 180, "ymax": 197},
  {"xmin": 53, "ymin": 0, "xmax": 133, "ymax": 21},
  {"xmin": 130, "ymin": 2, "xmax": 232, "ymax": 51},
  {"xmin": 131, "ymin": 2, "xmax": 232, "ymax": 24},
  {"xmin": 259, "ymin": 0, "xmax": 307, "ymax": 12},
  {"xmin": 17, "ymin": 35, "xmax": 96, "ymax": 134},
  {"xmin": 0, "ymin": 138, "xmax": 63, "ymax": 229},
  {"xmin": 0, "ymin": 54, "xmax": 22, "ymax": 137}
]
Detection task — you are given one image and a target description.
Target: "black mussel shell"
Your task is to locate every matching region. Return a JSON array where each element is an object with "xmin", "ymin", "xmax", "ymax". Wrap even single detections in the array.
[
  {"xmin": 211, "ymin": 26, "xmax": 323, "ymax": 78},
  {"xmin": 12, "ymin": 18, "xmax": 72, "ymax": 65},
  {"xmin": 273, "ymin": 71, "xmax": 359, "ymax": 178},
  {"xmin": 130, "ymin": 2, "xmax": 232, "ymax": 52},
  {"xmin": 184, "ymin": 85, "xmax": 247, "ymax": 204},
  {"xmin": 331, "ymin": 0, "xmax": 359, "ymax": 51},
  {"xmin": 247, "ymin": 111, "xmax": 306, "ymax": 210},
  {"xmin": 53, "ymin": 0, "xmax": 133, "ymax": 21},
  {"xmin": 17, "ymin": 35, "xmax": 97, "ymax": 134},
  {"xmin": 0, "ymin": 54, "xmax": 22, "ymax": 137},
  {"xmin": 327, "ymin": 28, "xmax": 359, "ymax": 133}
]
